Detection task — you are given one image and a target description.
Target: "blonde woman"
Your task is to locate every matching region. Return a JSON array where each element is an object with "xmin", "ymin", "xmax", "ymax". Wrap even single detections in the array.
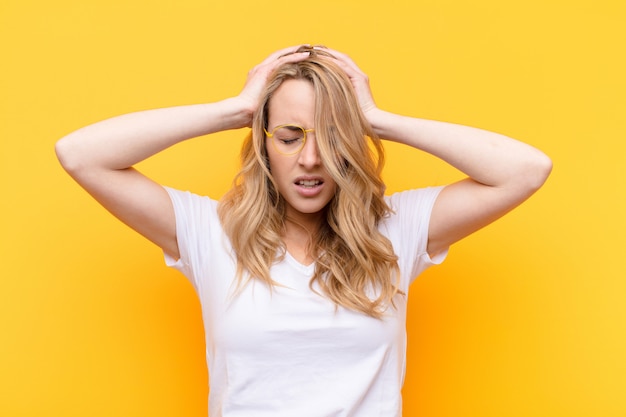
[{"xmin": 56, "ymin": 45, "xmax": 552, "ymax": 416}]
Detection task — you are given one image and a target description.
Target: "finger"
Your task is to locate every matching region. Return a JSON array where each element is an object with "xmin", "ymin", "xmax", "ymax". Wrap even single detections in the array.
[
  {"xmin": 249, "ymin": 46, "xmax": 311, "ymax": 81},
  {"xmin": 331, "ymin": 57, "xmax": 361, "ymax": 79},
  {"xmin": 259, "ymin": 44, "xmax": 311, "ymax": 66},
  {"xmin": 240, "ymin": 46, "xmax": 311, "ymax": 100},
  {"xmin": 315, "ymin": 46, "xmax": 366, "ymax": 77}
]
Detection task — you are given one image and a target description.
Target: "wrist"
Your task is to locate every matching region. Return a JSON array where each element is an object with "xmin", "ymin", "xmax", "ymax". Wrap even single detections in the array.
[
  {"xmin": 215, "ymin": 97, "xmax": 255, "ymax": 130},
  {"xmin": 364, "ymin": 107, "xmax": 390, "ymax": 138}
]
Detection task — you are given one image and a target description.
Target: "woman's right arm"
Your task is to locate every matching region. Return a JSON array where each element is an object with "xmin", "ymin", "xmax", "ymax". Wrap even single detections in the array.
[
  {"xmin": 55, "ymin": 46, "xmax": 311, "ymax": 260},
  {"xmin": 55, "ymin": 98, "xmax": 253, "ymax": 260}
]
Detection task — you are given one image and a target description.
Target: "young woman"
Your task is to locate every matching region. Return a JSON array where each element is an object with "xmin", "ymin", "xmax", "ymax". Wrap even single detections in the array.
[{"xmin": 56, "ymin": 45, "xmax": 552, "ymax": 416}]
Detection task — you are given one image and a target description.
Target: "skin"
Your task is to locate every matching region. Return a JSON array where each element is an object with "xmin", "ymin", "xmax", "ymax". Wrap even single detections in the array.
[
  {"xmin": 265, "ymin": 79, "xmax": 337, "ymax": 263},
  {"xmin": 55, "ymin": 46, "xmax": 311, "ymax": 260},
  {"xmin": 55, "ymin": 45, "xmax": 552, "ymax": 265},
  {"xmin": 321, "ymin": 47, "xmax": 552, "ymax": 257}
]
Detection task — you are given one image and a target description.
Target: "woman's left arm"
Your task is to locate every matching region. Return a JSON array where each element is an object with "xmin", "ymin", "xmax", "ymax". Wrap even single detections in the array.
[
  {"xmin": 326, "ymin": 47, "xmax": 553, "ymax": 258},
  {"xmin": 369, "ymin": 111, "xmax": 552, "ymax": 258}
]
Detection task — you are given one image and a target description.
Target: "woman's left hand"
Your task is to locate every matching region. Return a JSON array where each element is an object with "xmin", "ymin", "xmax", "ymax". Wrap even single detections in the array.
[{"xmin": 318, "ymin": 47, "xmax": 378, "ymax": 116}]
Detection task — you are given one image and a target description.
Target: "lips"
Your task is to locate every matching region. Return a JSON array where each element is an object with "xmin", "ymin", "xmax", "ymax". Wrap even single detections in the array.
[{"xmin": 293, "ymin": 176, "xmax": 325, "ymax": 196}]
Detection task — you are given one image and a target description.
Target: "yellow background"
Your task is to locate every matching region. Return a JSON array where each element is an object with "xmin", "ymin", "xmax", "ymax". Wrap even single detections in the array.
[{"xmin": 1, "ymin": 0, "xmax": 625, "ymax": 416}]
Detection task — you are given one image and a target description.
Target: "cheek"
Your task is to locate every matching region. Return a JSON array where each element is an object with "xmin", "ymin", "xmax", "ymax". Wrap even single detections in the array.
[{"xmin": 265, "ymin": 142, "xmax": 285, "ymax": 179}]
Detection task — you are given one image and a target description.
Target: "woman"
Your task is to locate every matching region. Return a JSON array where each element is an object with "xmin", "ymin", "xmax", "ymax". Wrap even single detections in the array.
[{"xmin": 56, "ymin": 45, "xmax": 552, "ymax": 416}]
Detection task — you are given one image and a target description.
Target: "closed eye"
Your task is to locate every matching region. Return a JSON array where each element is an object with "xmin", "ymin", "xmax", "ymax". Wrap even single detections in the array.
[{"xmin": 279, "ymin": 138, "xmax": 302, "ymax": 145}]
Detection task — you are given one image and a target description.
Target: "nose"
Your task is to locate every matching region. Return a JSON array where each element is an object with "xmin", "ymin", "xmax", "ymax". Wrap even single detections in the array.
[{"xmin": 297, "ymin": 134, "xmax": 321, "ymax": 168}]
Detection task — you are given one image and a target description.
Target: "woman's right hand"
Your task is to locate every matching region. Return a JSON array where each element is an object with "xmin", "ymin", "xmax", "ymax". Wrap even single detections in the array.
[
  {"xmin": 234, "ymin": 45, "xmax": 312, "ymax": 127},
  {"xmin": 55, "ymin": 45, "xmax": 313, "ymax": 260}
]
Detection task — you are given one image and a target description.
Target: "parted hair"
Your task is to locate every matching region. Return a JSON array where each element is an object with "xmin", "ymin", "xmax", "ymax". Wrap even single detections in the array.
[{"xmin": 218, "ymin": 47, "xmax": 400, "ymax": 318}]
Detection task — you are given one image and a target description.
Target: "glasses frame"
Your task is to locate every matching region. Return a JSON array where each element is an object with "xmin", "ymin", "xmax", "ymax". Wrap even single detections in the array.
[{"xmin": 264, "ymin": 124, "xmax": 315, "ymax": 156}]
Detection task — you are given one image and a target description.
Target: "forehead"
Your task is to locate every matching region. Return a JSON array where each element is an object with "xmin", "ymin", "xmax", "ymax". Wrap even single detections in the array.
[{"xmin": 267, "ymin": 79, "xmax": 316, "ymax": 127}]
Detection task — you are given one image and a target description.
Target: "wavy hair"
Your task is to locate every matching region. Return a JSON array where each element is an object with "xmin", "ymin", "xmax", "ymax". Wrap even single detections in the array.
[{"xmin": 218, "ymin": 46, "xmax": 400, "ymax": 318}]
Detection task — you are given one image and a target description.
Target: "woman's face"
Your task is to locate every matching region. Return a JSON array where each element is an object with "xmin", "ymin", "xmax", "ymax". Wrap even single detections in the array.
[{"xmin": 265, "ymin": 79, "xmax": 337, "ymax": 224}]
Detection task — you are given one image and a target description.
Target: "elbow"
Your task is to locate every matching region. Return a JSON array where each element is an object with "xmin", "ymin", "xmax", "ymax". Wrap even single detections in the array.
[
  {"xmin": 55, "ymin": 136, "xmax": 72, "ymax": 172},
  {"xmin": 534, "ymin": 151, "xmax": 553, "ymax": 188},
  {"xmin": 55, "ymin": 135, "xmax": 84, "ymax": 175},
  {"xmin": 523, "ymin": 150, "xmax": 553, "ymax": 194}
]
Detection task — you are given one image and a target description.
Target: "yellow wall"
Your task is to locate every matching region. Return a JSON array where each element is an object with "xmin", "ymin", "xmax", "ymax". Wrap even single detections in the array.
[{"xmin": 2, "ymin": 0, "xmax": 625, "ymax": 416}]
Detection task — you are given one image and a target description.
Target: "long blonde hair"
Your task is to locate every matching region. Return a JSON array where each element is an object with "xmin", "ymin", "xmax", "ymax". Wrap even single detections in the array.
[{"xmin": 218, "ymin": 47, "xmax": 400, "ymax": 317}]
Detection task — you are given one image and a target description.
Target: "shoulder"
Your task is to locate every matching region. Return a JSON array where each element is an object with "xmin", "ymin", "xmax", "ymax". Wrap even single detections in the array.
[
  {"xmin": 384, "ymin": 186, "xmax": 445, "ymax": 215},
  {"xmin": 380, "ymin": 187, "xmax": 448, "ymax": 286},
  {"xmin": 380, "ymin": 186, "xmax": 445, "ymax": 241},
  {"xmin": 164, "ymin": 187, "xmax": 218, "ymax": 213},
  {"xmin": 164, "ymin": 187, "xmax": 222, "ymax": 238}
]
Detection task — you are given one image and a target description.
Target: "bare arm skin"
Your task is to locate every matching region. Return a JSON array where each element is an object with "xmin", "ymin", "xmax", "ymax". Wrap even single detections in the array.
[
  {"xmin": 325, "ymin": 47, "xmax": 553, "ymax": 258},
  {"xmin": 55, "ymin": 46, "xmax": 311, "ymax": 260},
  {"xmin": 370, "ymin": 113, "xmax": 553, "ymax": 258}
]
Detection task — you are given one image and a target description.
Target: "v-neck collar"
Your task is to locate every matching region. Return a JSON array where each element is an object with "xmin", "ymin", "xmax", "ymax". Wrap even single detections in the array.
[{"xmin": 284, "ymin": 250, "xmax": 316, "ymax": 275}]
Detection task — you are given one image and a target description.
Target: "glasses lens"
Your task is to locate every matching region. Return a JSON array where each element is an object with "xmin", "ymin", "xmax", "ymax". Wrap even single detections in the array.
[{"xmin": 272, "ymin": 125, "xmax": 306, "ymax": 155}]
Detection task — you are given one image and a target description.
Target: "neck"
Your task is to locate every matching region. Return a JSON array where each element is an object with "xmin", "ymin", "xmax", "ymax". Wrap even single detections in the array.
[{"xmin": 286, "ymin": 210, "xmax": 323, "ymax": 231}]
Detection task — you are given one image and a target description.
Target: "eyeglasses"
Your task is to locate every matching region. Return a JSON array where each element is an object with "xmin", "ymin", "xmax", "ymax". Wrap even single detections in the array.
[{"xmin": 264, "ymin": 124, "xmax": 315, "ymax": 156}]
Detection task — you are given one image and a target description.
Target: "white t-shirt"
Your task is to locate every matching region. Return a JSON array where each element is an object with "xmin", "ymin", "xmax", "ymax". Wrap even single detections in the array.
[{"xmin": 164, "ymin": 187, "xmax": 446, "ymax": 417}]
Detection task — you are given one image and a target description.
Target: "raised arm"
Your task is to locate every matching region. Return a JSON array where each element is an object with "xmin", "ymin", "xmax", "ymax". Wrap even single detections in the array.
[
  {"xmin": 55, "ymin": 46, "xmax": 311, "ymax": 259},
  {"xmin": 371, "ymin": 113, "xmax": 552, "ymax": 258},
  {"xmin": 325, "ymin": 47, "xmax": 552, "ymax": 258}
]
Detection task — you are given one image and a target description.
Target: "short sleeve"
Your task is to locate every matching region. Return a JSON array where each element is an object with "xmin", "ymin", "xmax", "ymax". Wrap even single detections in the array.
[
  {"xmin": 163, "ymin": 187, "xmax": 218, "ymax": 292},
  {"xmin": 382, "ymin": 187, "xmax": 448, "ymax": 288}
]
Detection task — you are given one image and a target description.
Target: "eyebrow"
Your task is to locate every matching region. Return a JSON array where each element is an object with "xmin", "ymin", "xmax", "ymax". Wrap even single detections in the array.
[
  {"xmin": 269, "ymin": 123, "xmax": 315, "ymax": 131},
  {"xmin": 283, "ymin": 125, "xmax": 305, "ymax": 131}
]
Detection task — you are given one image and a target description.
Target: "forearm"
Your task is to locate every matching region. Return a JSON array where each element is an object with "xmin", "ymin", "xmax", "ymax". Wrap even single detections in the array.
[
  {"xmin": 56, "ymin": 97, "xmax": 251, "ymax": 173},
  {"xmin": 368, "ymin": 108, "xmax": 552, "ymax": 189}
]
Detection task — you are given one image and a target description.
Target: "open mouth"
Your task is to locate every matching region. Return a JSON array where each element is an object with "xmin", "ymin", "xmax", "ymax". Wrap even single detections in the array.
[{"xmin": 296, "ymin": 179, "xmax": 322, "ymax": 188}]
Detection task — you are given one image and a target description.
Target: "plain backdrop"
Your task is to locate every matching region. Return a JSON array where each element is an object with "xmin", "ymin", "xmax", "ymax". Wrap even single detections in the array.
[{"xmin": 1, "ymin": 0, "xmax": 625, "ymax": 416}]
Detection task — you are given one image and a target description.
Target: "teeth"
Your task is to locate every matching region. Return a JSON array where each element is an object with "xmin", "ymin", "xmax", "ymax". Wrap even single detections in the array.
[{"xmin": 298, "ymin": 180, "xmax": 320, "ymax": 187}]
